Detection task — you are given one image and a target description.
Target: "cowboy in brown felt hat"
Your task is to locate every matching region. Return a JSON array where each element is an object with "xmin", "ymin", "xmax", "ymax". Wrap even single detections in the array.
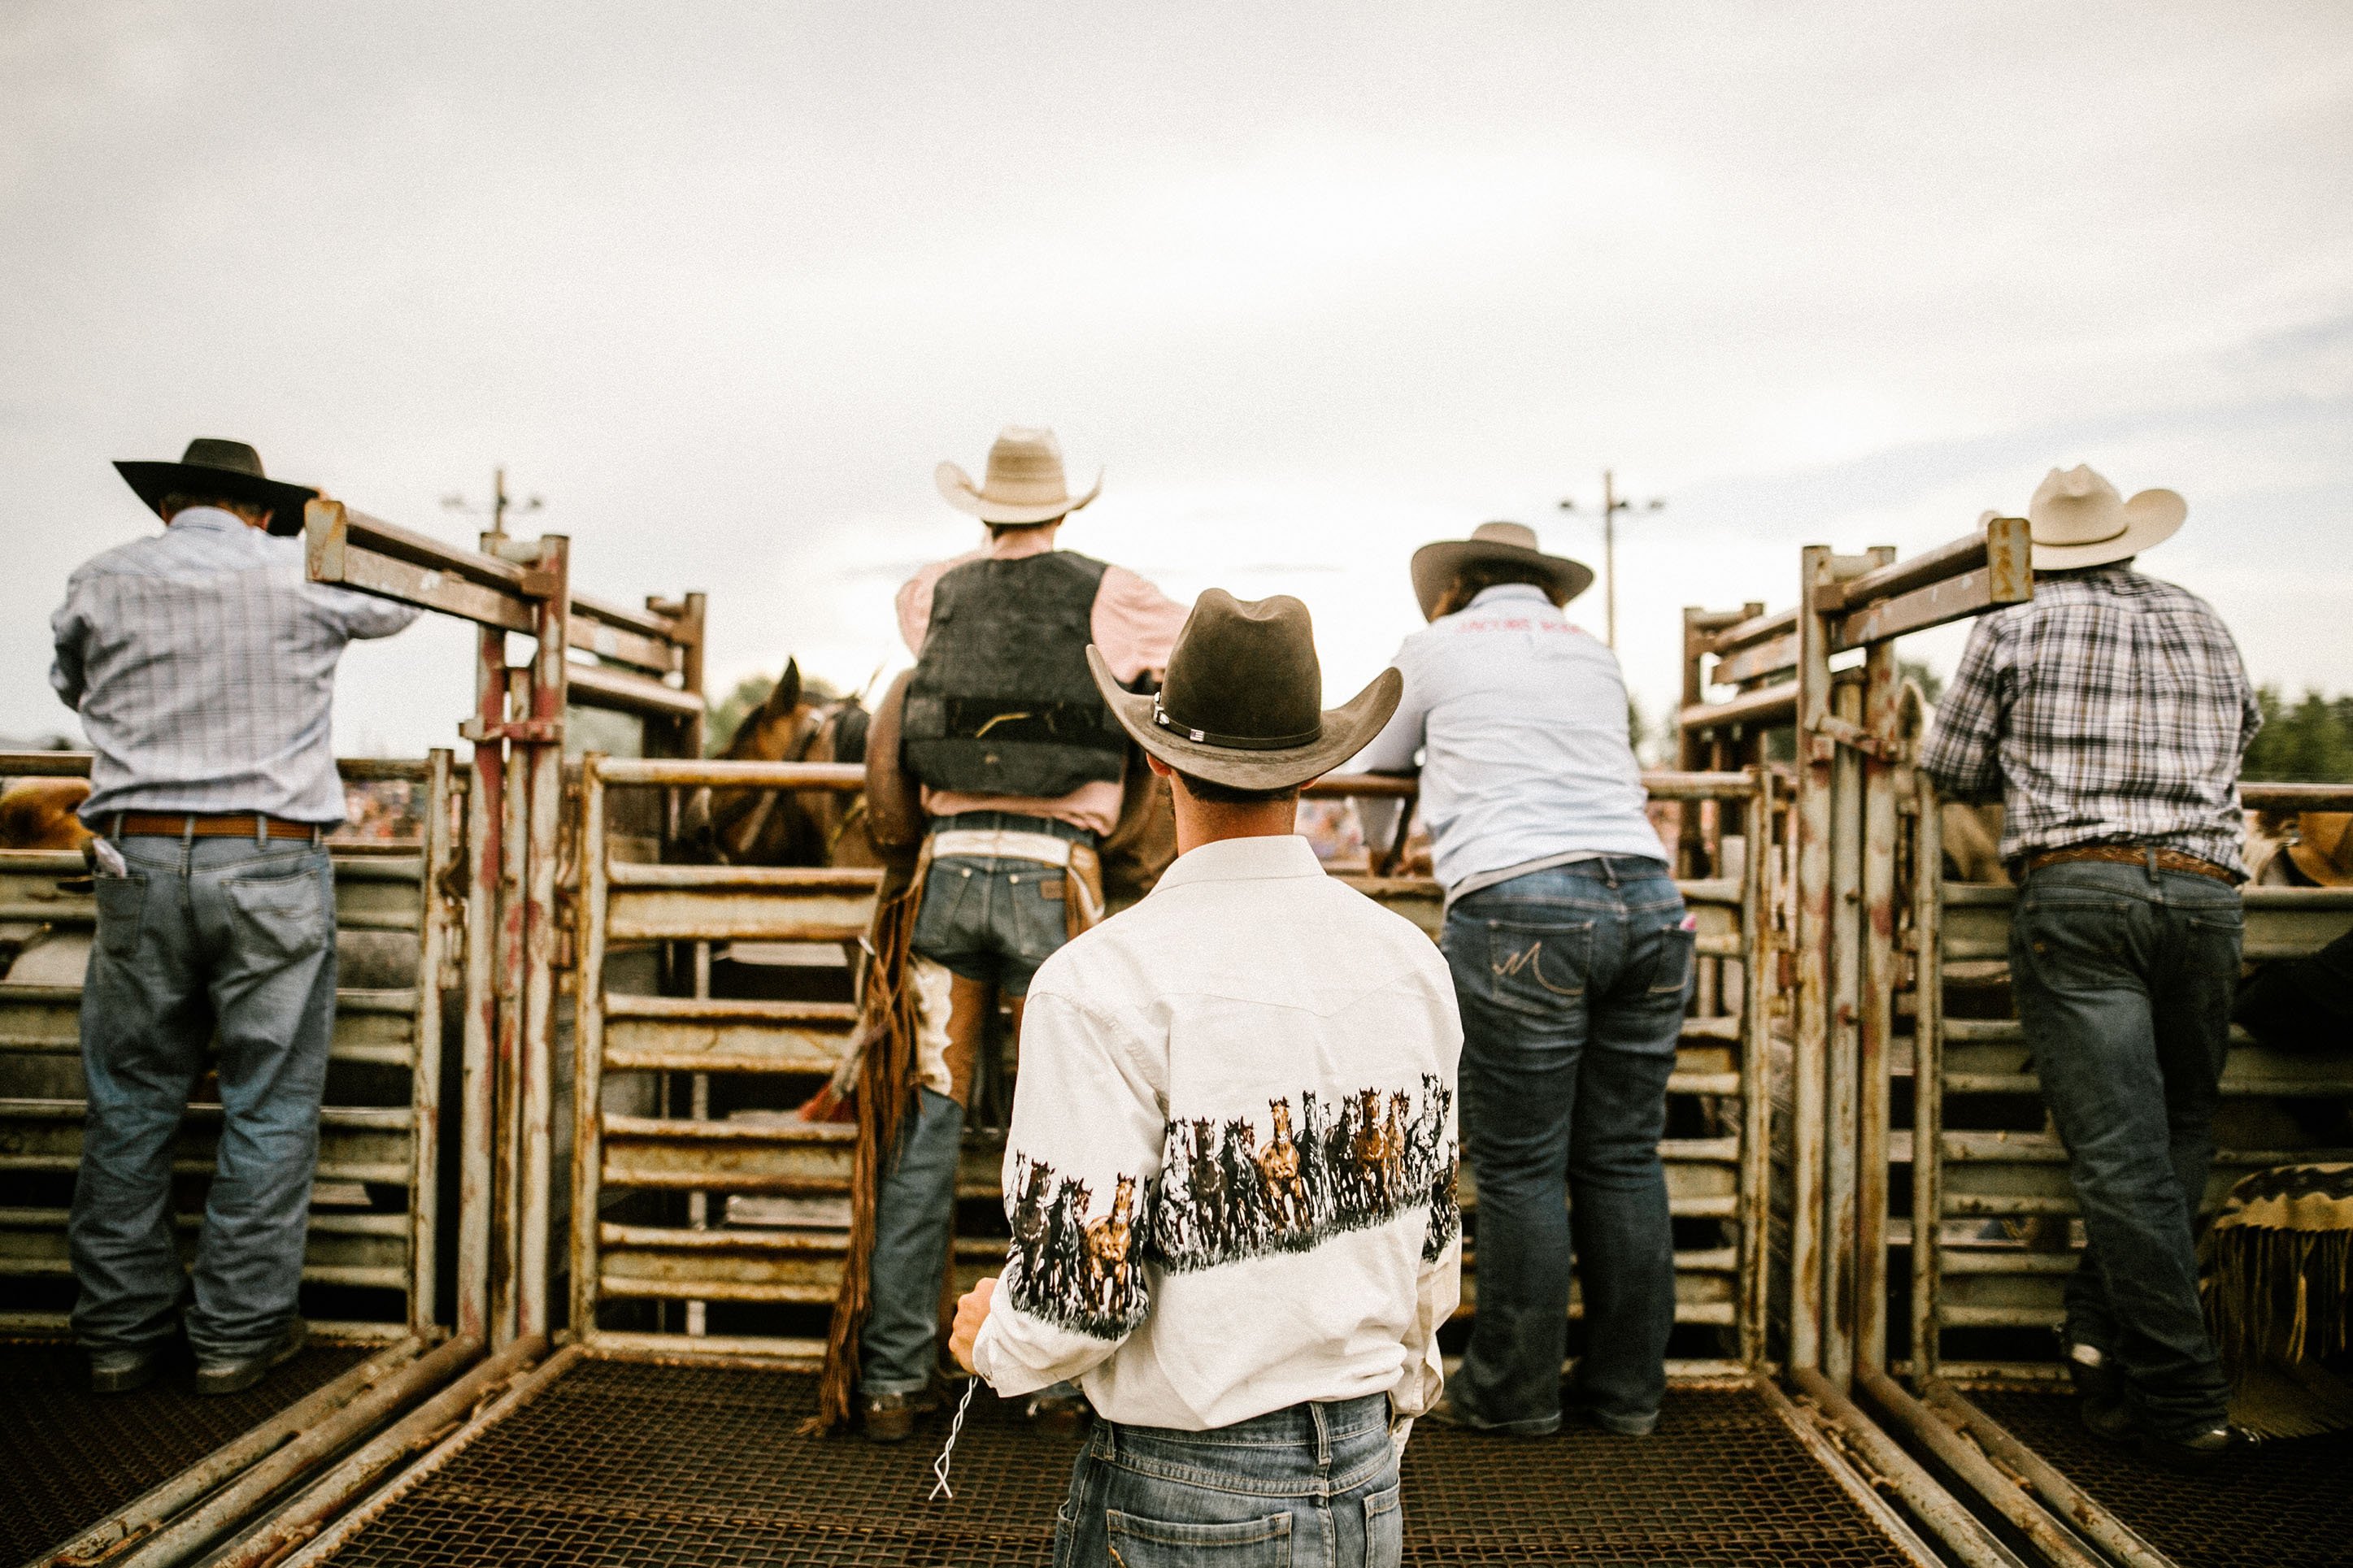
[
  {"xmin": 50, "ymin": 438, "xmax": 417, "ymax": 1399},
  {"xmin": 850, "ymin": 426, "xmax": 1187, "ymax": 1443},
  {"xmin": 947, "ymin": 589, "xmax": 1460, "ymax": 1558},
  {"xmin": 1921, "ymin": 465, "xmax": 2264, "ymax": 1469}
]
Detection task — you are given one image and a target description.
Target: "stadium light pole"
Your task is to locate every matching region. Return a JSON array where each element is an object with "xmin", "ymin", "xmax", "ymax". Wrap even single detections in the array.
[{"xmin": 1560, "ymin": 469, "xmax": 1665, "ymax": 649}]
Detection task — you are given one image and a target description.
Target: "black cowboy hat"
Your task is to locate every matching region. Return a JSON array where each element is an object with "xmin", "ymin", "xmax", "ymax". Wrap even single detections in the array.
[
  {"xmin": 1087, "ymin": 589, "xmax": 1402, "ymax": 793},
  {"xmin": 115, "ymin": 439, "xmax": 320, "ymax": 537}
]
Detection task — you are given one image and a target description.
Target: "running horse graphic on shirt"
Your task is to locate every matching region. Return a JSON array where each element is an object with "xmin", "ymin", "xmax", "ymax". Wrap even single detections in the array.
[{"xmin": 1001, "ymin": 1077, "xmax": 1460, "ymax": 1341}]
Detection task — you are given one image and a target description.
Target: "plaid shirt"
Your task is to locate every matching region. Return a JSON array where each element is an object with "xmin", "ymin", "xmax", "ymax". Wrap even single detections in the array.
[
  {"xmin": 1918, "ymin": 566, "xmax": 2260, "ymax": 875},
  {"xmin": 50, "ymin": 509, "xmax": 420, "ymax": 825}
]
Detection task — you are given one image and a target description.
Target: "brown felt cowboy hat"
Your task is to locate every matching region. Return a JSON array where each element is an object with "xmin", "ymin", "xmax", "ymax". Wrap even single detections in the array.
[
  {"xmin": 936, "ymin": 426, "xmax": 1103, "ymax": 525},
  {"xmin": 1409, "ymin": 520, "xmax": 1594, "ymax": 622},
  {"xmin": 115, "ymin": 439, "xmax": 319, "ymax": 538},
  {"xmin": 1087, "ymin": 589, "xmax": 1402, "ymax": 793}
]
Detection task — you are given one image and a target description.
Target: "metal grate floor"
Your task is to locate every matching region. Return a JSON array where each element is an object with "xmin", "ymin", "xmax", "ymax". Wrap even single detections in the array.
[
  {"xmin": 320, "ymin": 1360, "xmax": 1916, "ymax": 1566},
  {"xmin": 0, "ymin": 1339, "xmax": 370, "ymax": 1565},
  {"xmin": 1974, "ymin": 1390, "xmax": 2353, "ymax": 1568}
]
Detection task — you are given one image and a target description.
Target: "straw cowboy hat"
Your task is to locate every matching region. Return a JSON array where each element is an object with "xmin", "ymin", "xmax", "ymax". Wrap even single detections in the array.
[
  {"xmin": 2289, "ymin": 814, "xmax": 2353, "ymax": 888},
  {"xmin": 936, "ymin": 426, "xmax": 1103, "ymax": 525},
  {"xmin": 115, "ymin": 438, "xmax": 319, "ymax": 538},
  {"xmin": 2009, "ymin": 465, "xmax": 2187, "ymax": 571},
  {"xmin": 1088, "ymin": 589, "xmax": 1402, "ymax": 793},
  {"xmin": 1408, "ymin": 520, "xmax": 1594, "ymax": 622}
]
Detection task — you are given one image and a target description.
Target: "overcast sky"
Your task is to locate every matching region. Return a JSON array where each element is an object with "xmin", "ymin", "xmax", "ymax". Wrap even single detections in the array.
[{"xmin": 3, "ymin": 2, "xmax": 2348, "ymax": 758}]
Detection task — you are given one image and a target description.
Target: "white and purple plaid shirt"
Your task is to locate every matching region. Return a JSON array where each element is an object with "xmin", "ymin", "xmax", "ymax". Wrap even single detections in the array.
[
  {"xmin": 50, "ymin": 508, "xmax": 420, "ymax": 826},
  {"xmin": 1918, "ymin": 566, "xmax": 2261, "ymax": 875}
]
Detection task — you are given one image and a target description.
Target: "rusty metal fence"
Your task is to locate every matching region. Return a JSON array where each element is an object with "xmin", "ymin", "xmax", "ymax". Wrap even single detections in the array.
[{"xmin": 0, "ymin": 749, "xmax": 461, "ymax": 1343}]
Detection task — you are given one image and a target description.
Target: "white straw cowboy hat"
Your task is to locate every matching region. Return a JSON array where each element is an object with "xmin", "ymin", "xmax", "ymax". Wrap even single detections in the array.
[
  {"xmin": 2009, "ymin": 465, "xmax": 2187, "ymax": 571},
  {"xmin": 936, "ymin": 426, "xmax": 1103, "ymax": 525},
  {"xmin": 1088, "ymin": 589, "xmax": 1402, "ymax": 793},
  {"xmin": 1408, "ymin": 521, "xmax": 1594, "ymax": 622}
]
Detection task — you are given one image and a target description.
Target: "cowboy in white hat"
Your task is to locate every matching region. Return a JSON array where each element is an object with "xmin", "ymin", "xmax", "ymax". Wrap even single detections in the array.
[
  {"xmin": 1921, "ymin": 465, "xmax": 2263, "ymax": 1470},
  {"xmin": 1354, "ymin": 520, "xmax": 1689, "ymax": 1440},
  {"xmin": 949, "ymin": 589, "xmax": 1459, "ymax": 1559},
  {"xmin": 51, "ymin": 439, "xmax": 419, "ymax": 1397},
  {"xmin": 855, "ymin": 427, "xmax": 1186, "ymax": 1442}
]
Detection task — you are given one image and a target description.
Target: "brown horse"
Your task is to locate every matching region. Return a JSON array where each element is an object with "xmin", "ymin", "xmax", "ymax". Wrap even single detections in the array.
[
  {"xmin": 0, "ymin": 779, "xmax": 94, "ymax": 850},
  {"xmin": 692, "ymin": 661, "xmax": 880, "ymax": 868},
  {"xmin": 1259, "ymin": 1098, "xmax": 1308, "ymax": 1233},
  {"xmin": 1083, "ymin": 1175, "xmax": 1138, "ymax": 1321}
]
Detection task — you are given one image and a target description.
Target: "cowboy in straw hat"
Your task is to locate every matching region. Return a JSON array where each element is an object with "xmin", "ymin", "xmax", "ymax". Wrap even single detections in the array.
[
  {"xmin": 54, "ymin": 439, "xmax": 417, "ymax": 1396},
  {"xmin": 1361, "ymin": 520, "xmax": 1690, "ymax": 1438},
  {"xmin": 844, "ymin": 426, "xmax": 1185, "ymax": 1443},
  {"xmin": 1922, "ymin": 465, "xmax": 2267, "ymax": 1469},
  {"xmin": 950, "ymin": 590, "xmax": 1459, "ymax": 1556}
]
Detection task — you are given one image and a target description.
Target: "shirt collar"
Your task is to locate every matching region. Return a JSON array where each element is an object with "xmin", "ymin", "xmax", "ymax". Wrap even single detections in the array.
[
  {"xmin": 167, "ymin": 506, "xmax": 246, "ymax": 533},
  {"xmin": 1154, "ymin": 833, "xmax": 1327, "ymax": 892},
  {"xmin": 1465, "ymin": 583, "xmax": 1555, "ymax": 611}
]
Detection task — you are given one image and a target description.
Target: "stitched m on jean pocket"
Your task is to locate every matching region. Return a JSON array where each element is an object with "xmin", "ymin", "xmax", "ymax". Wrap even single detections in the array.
[{"xmin": 1484, "ymin": 919, "xmax": 1593, "ymax": 1018}]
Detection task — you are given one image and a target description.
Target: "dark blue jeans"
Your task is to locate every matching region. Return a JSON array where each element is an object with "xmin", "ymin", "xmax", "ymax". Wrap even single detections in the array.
[
  {"xmin": 2009, "ymin": 858, "xmax": 2240, "ymax": 1440},
  {"xmin": 71, "ymin": 834, "xmax": 337, "ymax": 1359},
  {"xmin": 1055, "ymin": 1392, "xmax": 1400, "ymax": 1567},
  {"xmin": 1441, "ymin": 857, "xmax": 1691, "ymax": 1435}
]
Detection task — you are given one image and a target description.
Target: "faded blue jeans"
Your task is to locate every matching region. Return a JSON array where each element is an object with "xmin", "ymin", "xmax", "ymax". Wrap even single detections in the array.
[
  {"xmin": 865, "ymin": 812, "xmax": 1086, "ymax": 1396},
  {"xmin": 2009, "ymin": 858, "xmax": 2240, "ymax": 1440},
  {"xmin": 71, "ymin": 833, "xmax": 337, "ymax": 1359},
  {"xmin": 1055, "ymin": 1392, "xmax": 1401, "ymax": 1567},
  {"xmin": 1441, "ymin": 856, "xmax": 1691, "ymax": 1436}
]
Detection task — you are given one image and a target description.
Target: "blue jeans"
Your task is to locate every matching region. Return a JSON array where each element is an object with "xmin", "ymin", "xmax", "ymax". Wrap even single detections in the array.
[
  {"xmin": 71, "ymin": 834, "xmax": 337, "ymax": 1359},
  {"xmin": 1441, "ymin": 857, "xmax": 1690, "ymax": 1435},
  {"xmin": 2009, "ymin": 858, "xmax": 2239, "ymax": 1440},
  {"xmin": 909, "ymin": 810, "xmax": 1086, "ymax": 997},
  {"xmin": 1055, "ymin": 1392, "xmax": 1401, "ymax": 1568},
  {"xmin": 865, "ymin": 814, "xmax": 1086, "ymax": 1394}
]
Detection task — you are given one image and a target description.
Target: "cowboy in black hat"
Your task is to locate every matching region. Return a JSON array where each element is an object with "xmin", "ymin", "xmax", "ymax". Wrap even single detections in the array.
[
  {"xmin": 51, "ymin": 439, "xmax": 417, "ymax": 1396},
  {"xmin": 947, "ymin": 590, "xmax": 1462, "ymax": 1560}
]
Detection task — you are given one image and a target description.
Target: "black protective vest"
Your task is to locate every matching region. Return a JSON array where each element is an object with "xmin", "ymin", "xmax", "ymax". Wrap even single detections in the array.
[{"xmin": 901, "ymin": 550, "xmax": 1128, "ymax": 797}]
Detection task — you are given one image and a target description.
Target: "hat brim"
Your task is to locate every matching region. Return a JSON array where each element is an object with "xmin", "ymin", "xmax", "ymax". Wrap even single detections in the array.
[
  {"xmin": 115, "ymin": 460, "xmax": 319, "ymax": 538},
  {"xmin": 1088, "ymin": 645, "xmax": 1403, "ymax": 793},
  {"xmin": 2029, "ymin": 489, "xmax": 2186, "ymax": 571},
  {"xmin": 2286, "ymin": 814, "xmax": 2353, "ymax": 888},
  {"xmin": 1409, "ymin": 538, "xmax": 1594, "ymax": 621},
  {"xmin": 935, "ymin": 462, "xmax": 1103, "ymax": 524}
]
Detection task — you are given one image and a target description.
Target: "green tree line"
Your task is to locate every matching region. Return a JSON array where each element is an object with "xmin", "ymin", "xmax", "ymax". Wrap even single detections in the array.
[{"xmin": 2244, "ymin": 687, "xmax": 2353, "ymax": 783}]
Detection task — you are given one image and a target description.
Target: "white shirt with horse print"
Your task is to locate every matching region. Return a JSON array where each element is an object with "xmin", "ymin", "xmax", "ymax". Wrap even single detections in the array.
[{"xmin": 970, "ymin": 832, "xmax": 1463, "ymax": 1435}]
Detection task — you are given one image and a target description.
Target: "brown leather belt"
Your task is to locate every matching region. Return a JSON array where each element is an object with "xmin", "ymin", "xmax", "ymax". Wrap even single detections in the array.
[
  {"xmin": 116, "ymin": 812, "xmax": 324, "ymax": 843},
  {"xmin": 2020, "ymin": 843, "xmax": 2237, "ymax": 885}
]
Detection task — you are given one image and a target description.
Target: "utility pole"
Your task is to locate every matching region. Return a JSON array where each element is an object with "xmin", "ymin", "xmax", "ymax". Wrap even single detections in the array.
[
  {"xmin": 1559, "ymin": 468, "xmax": 1664, "ymax": 649},
  {"xmin": 442, "ymin": 467, "xmax": 543, "ymax": 543}
]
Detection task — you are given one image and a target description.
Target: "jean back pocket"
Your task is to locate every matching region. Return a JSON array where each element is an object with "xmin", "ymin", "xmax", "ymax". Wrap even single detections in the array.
[
  {"xmin": 1106, "ymin": 1507, "xmax": 1291, "ymax": 1566},
  {"xmin": 94, "ymin": 872, "xmax": 147, "ymax": 962},
  {"xmin": 1481, "ymin": 919, "xmax": 1593, "ymax": 1018},
  {"xmin": 1363, "ymin": 1483, "xmax": 1403, "ymax": 1567},
  {"xmin": 224, "ymin": 861, "xmax": 330, "ymax": 964}
]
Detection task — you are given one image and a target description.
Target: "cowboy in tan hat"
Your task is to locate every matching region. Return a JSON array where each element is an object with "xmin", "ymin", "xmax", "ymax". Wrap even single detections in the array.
[
  {"xmin": 52, "ymin": 439, "xmax": 418, "ymax": 1397},
  {"xmin": 855, "ymin": 427, "xmax": 1186, "ymax": 1441},
  {"xmin": 1922, "ymin": 465, "xmax": 2264, "ymax": 1469},
  {"xmin": 948, "ymin": 589, "xmax": 1459, "ymax": 1559}
]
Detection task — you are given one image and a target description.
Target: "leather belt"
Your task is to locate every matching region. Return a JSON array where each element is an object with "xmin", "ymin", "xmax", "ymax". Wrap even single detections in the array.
[
  {"xmin": 2020, "ymin": 843, "xmax": 2237, "ymax": 885},
  {"xmin": 116, "ymin": 812, "xmax": 324, "ymax": 843},
  {"xmin": 929, "ymin": 827, "xmax": 1076, "ymax": 867}
]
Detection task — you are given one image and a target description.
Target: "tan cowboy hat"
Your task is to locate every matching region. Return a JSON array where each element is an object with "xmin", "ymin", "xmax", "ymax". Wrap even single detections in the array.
[
  {"xmin": 935, "ymin": 426, "xmax": 1103, "ymax": 525},
  {"xmin": 2016, "ymin": 465, "xmax": 2186, "ymax": 570},
  {"xmin": 1087, "ymin": 589, "xmax": 1402, "ymax": 793},
  {"xmin": 1408, "ymin": 520, "xmax": 1594, "ymax": 622},
  {"xmin": 115, "ymin": 438, "xmax": 320, "ymax": 537},
  {"xmin": 2288, "ymin": 814, "xmax": 2353, "ymax": 888}
]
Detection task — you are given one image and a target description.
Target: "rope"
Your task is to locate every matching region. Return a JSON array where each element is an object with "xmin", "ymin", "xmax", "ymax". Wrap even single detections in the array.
[{"xmin": 929, "ymin": 1376, "xmax": 979, "ymax": 1501}]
